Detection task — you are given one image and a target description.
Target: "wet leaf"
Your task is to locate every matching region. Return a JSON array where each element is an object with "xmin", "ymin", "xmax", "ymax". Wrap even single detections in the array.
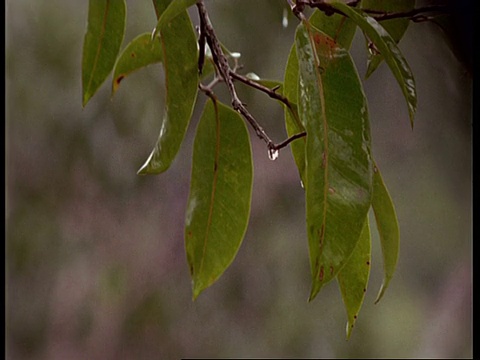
[
  {"xmin": 283, "ymin": 9, "xmax": 358, "ymax": 184},
  {"xmin": 337, "ymin": 218, "xmax": 371, "ymax": 340},
  {"xmin": 82, "ymin": 0, "xmax": 126, "ymax": 107},
  {"xmin": 371, "ymin": 162, "xmax": 400, "ymax": 304},
  {"xmin": 361, "ymin": 0, "xmax": 415, "ymax": 78},
  {"xmin": 295, "ymin": 23, "xmax": 373, "ymax": 301},
  {"xmin": 111, "ymin": 33, "xmax": 163, "ymax": 95},
  {"xmin": 152, "ymin": 0, "xmax": 197, "ymax": 39},
  {"xmin": 137, "ymin": 9, "xmax": 198, "ymax": 174},
  {"xmin": 329, "ymin": 1, "xmax": 417, "ymax": 127},
  {"xmin": 185, "ymin": 99, "xmax": 253, "ymax": 300}
]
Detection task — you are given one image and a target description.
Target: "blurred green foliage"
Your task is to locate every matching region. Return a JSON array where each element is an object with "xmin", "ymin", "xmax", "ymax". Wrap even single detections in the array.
[{"xmin": 6, "ymin": 0, "xmax": 471, "ymax": 358}]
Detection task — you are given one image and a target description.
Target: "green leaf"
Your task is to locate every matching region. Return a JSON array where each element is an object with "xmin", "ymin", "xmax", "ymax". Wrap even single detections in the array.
[
  {"xmin": 295, "ymin": 23, "xmax": 373, "ymax": 301},
  {"xmin": 309, "ymin": 8, "xmax": 357, "ymax": 49},
  {"xmin": 283, "ymin": 45, "xmax": 306, "ymax": 184},
  {"xmin": 337, "ymin": 218, "xmax": 371, "ymax": 340},
  {"xmin": 137, "ymin": 10, "xmax": 198, "ymax": 175},
  {"xmin": 152, "ymin": 0, "xmax": 197, "ymax": 39},
  {"xmin": 185, "ymin": 99, "xmax": 253, "ymax": 300},
  {"xmin": 329, "ymin": 1, "xmax": 417, "ymax": 127},
  {"xmin": 371, "ymin": 162, "xmax": 400, "ymax": 304},
  {"xmin": 361, "ymin": 0, "xmax": 415, "ymax": 78},
  {"xmin": 111, "ymin": 33, "xmax": 163, "ymax": 95},
  {"xmin": 283, "ymin": 9, "xmax": 358, "ymax": 184},
  {"xmin": 82, "ymin": 0, "xmax": 126, "ymax": 107}
]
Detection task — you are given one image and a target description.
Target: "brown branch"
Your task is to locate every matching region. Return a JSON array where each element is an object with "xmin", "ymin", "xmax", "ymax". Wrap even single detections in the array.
[
  {"xmin": 292, "ymin": 0, "xmax": 448, "ymax": 22},
  {"xmin": 363, "ymin": 5, "xmax": 448, "ymax": 22},
  {"xmin": 196, "ymin": 0, "xmax": 306, "ymax": 157}
]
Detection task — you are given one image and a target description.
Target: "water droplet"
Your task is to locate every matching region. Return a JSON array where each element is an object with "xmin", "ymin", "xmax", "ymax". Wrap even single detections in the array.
[
  {"xmin": 328, "ymin": 187, "xmax": 335, "ymax": 194},
  {"xmin": 246, "ymin": 72, "xmax": 261, "ymax": 81},
  {"xmin": 282, "ymin": 8, "xmax": 289, "ymax": 29},
  {"xmin": 367, "ymin": 41, "xmax": 379, "ymax": 56},
  {"xmin": 268, "ymin": 148, "xmax": 279, "ymax": 161},
  {"xmin": 150, "ymin": 27, "xmax": 157, "ymax": 41},
  {"xmin": 300, "ymin": 180, "xmax": 304, "ymax": 189},
  {"xmin": 204, "ymin": 43, "xmax": 212, "ymax": 59},
  {"xmin": 230, "ymin": 52, "xmax": 241, "ymax": 59}
]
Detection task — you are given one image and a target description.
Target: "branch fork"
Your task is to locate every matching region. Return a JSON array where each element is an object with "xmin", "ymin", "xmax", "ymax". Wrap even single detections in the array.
[{"xmin": 196, "ymin": 0, "xmax": 306, "ymax": 158}]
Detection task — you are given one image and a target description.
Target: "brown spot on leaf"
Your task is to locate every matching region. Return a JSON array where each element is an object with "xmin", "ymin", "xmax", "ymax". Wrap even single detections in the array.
[
  {"xmin": 130, "ymin": 52, "xmax": 136, "ymax": 58},
  {"xmin": 330, "ymin": 265, "xmax": 334, "ymax": 275},
  {"xmin": 115, "ymin": 75, "xmax": 125, "ymax": 85},
  {"xmin": 318, "ymin": 266, "xmax": 324, "ymax": 281},
  {"xmin": 366, "ymin": 261, "xmax": 370, "ymax": 266}
]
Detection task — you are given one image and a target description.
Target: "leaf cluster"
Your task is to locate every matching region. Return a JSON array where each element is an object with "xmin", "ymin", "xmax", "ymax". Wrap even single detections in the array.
[{"xmin": 81, "ymin": 0, "xmax": 436, "ymax": 338}]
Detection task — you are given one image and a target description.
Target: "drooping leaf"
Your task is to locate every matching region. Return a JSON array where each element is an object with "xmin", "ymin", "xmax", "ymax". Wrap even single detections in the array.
[
  {"xmin": 295, "ymin": 23, "xmax": 373, "ymax": 301},
  {"xmin": 361, "ymin": 0, "xmax": 415, "ymax": 78},
  {"xmin": 283, "ymin": 45, "xmax": 306, "ymax": 184},
  {"xmin": 82, "ymin": 0, "xmax": 126, "ymax": 107},
  {"xmin": 329, "ymin": 1, "xmax": 417, "ymax": 127},
  {"xmin": 111, "ymin": 33, "xmax": 163, "ymax": 95},
  {"xmin": 283, "ymin": 8, "xmax": 358, "ymax": 184},
  {"xmin": 152, "ymin": 0, "xmax": 197, "ymax": 39},
  {"xmin": 371, "ymin": 162, "xmax": 399, "ymax": 304},
  {"xmin": 185, "ymin": 99, "xmax": 253, "ymax": 300},
  {"xmin": 137, "ymin": 10, "xmax": 198, "ymax": 174},
  {"xmin": 337, "ymin": 218, "xmax": 371, "ymax": 340}
]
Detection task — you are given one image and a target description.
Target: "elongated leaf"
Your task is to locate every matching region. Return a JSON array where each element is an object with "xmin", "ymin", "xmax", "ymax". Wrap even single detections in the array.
[
  {"xmin": 361, "ymin": 0, "xmax": 415, "ymax": 78},
  {"xmin": 337, "ymin": 218, "xmax": 371, "ymax": 339},
  {"xmin": 284, "ymin": 9, "xmax": 358, "ymax": 184},
  {"xmin": 295, "ymin": 23, "xmax": 373, "ymax": 301},
  {"xmin": 137, "ymin": 10, "xmax": 198, "ymax": 174},
  {"xmin": 111, "ymin": 33, "xmax": 163, "ymax": 95},
  {"xmin": 284, "ymin": 45, "xmax": 306, "ymax": 184},
  {"xmin": 185, "ymin": 99, "xmax": 253, "ymax": 300},
  {"xmin": 82, "ymin": 0, "xmax": 126, "ymax": 107},
  {"xmin": 371, "ymin": 162, "xmax": 399, "ymax": 304},
  {"xmin": 329, "ymin": 1, "xmax": 417, "ymax": 127},
  {"xmin": 152, "ymin": 0, "xmax": 197, "ymax": 39}
]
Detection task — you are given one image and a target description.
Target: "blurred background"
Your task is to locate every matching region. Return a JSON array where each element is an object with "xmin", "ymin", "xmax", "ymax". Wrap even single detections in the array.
[{"xmin": 6, "ymin": 0, "xmax": 472, "ymax": 358}]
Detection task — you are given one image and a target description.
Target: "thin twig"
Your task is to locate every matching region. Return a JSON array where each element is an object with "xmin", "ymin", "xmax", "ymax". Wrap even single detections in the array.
[
  {"xmin": 196, "ymin": 0, "xmax": 275, "ymax": 150},
  {"xmin": 294, "ymin": 0, "xmax": 448, "ymax": 22},
  {"xmin": 197, "ymin": 0, "xmax": 308, "ymax": 156}
]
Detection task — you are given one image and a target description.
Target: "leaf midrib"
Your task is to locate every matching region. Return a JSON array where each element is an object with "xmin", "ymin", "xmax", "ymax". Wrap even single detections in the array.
[{"xmin": 198, "ymin": 99, "xmax": 221, "ymax": 278}]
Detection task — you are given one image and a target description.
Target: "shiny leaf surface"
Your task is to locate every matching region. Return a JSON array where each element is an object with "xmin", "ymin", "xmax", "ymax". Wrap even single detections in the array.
[
  {"xmin": 111, "ymin": 33, "xmax": 163, "ymax": 95},
  {"xmin": 82, "ymin": 0, "xmax": 126, "ymax": 107},
  {"xmin": 329, "ymin": 1, "xmax": 417, "ymax": 127},
  {"xmin": 337, "ymin": 218, "xmax": 371, "ymax": 339},
  {"xmin": 284, "ymin": 8, "xmax": 358, "ymax": 184},
  {"xmin": 137, "ymin": 9, "xmax": 198, "ymax": 174},
  {"xmin": 361, "ymin": 0, "xmax": 415, "ymax": 78},
  {"xmin": 295, "ymin": 23, "xmax": 373, "ymax": 301},
  {"xmin": 371, "ymin": 162, "xmax": 400, "ymax": 304},
  {"xmin": 185, "ymin": 99, "xmax": 253, "ymax": 300}
]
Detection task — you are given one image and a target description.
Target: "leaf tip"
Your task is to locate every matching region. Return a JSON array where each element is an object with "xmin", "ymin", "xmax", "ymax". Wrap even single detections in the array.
[
  {"xmin": 345, "ymin": 320, "xmax": 355, "ymax": 340},
  {"xmin": 374, "ymin": 282, "xmax": 388, "ymax": 304}
]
